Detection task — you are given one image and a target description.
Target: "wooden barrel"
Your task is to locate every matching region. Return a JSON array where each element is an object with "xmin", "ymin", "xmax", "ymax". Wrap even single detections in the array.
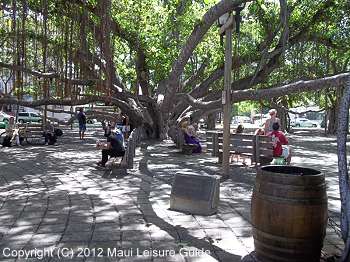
[{"xmin": 251, "ymin": 165, "xmax": 328, "ymax": 262}]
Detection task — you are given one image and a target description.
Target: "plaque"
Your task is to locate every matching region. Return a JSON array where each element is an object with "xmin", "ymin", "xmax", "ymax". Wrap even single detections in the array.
[{"xmin": 170, "ymin": 171, "xmax": 220, "ymax": 215}]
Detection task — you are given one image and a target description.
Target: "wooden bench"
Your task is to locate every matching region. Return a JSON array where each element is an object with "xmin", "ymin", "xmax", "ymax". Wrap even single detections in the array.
[
  {"xmin": 208, "ymin": 132, "xmax": 273, "ymax": 166},
  {"xmin": 17, "ymin": 123, "xmax": 49, "ymax": 145},
  {"xmin": 104, "ymin": 128, "xmax": 140, "ymax": 177},
  {"xmin": 182, "ymin": 143, "xmax": 199, "ymax": 155},
  {"xmin": 175, "ymin": 129, "xmax": 202, "ymax": 155}
]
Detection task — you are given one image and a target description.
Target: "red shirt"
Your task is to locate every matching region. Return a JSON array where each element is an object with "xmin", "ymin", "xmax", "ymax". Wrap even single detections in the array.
[{"xmin": 268, "ymin": 131, "xmax": 288, "ymax": 157}]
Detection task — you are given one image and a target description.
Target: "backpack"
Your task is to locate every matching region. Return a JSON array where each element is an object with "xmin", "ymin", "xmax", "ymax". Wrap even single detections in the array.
[
  {"xmin": 54, "ymin": 128, "xmax": 63, "ymax": 137},
  {"xmin": 111, "ymin": 132, "xmax": 125, "ymax": 152},
  {"xmin": 48, "ymin": 134, "xmax": 57, "ymax": 145},
  {"xmin": 2, "ymin": 136, "xmax": 12, "ymax": 147}
]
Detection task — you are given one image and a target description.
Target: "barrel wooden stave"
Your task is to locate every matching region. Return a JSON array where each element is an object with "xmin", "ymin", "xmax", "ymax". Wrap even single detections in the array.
[{"xmin": 251, "ymin": 166, "xmax": 328, "ymax": 262}]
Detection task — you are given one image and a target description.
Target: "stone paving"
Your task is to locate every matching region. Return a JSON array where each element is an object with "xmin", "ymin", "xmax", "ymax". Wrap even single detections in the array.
[{"xmin": 0, "ymin": 128, "xmax": 344, "ymax": 261}]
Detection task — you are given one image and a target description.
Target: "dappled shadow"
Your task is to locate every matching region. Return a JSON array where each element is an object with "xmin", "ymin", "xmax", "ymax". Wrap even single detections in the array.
[
  {"xmin": 0, "ymin": 128, "xmax": 344, "ymax": 260},
  {"xmin": 0, "ymin": 128, "xmax": 137, "ymax": 260},
  {"xmin": 135, "ymin": 142, "xmax": 255, "ymax": 261}
]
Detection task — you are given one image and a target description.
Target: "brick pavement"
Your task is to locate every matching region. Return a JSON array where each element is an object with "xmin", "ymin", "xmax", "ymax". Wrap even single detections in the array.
[{"xmin": 0, "ymin": 128, "xmax": 344, "ymax": 261}]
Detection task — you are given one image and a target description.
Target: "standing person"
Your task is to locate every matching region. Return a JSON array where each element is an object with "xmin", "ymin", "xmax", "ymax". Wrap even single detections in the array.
[
  {"xmin": 264, "ymin": 109, "xmax": 281, "ymax": 134},
  {"xmin": 77, "ymin": 107, "xmax": 86, "ymax": 140},
  {"xmin": 115, "ymin": 113, "xmax": 123, "ymax": 130},
  {"xmin": 122, "ymin": 113, "xmax": 130, "ymax": 139},
  {"xmin": 268, "ymin": 122, "xmax": 291, "ymax": 164}
]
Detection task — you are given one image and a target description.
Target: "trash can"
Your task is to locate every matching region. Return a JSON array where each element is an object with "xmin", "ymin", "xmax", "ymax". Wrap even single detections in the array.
[{"xmin": 251, "ymin": 165, "xmax": 328, "ymax": 262}]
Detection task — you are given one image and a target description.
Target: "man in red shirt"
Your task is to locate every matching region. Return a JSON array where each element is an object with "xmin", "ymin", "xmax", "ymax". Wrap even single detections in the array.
[{"xmin": 268, "ymin": 122, "xmax": 291, "ymax": 164}]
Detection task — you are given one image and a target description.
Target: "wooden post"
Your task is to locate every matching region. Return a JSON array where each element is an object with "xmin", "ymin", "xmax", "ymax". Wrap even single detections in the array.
[
  {"xmin": 133, "ymin": 136, "xmax": 136, "ymax": 156},
  {"xmin": 213, "ymin": 132, "xmax": 219, "ymax": 157},
  {"xmin": 43, "ymin": 79, "xmax": 48, "ymax": 126},
  {"xmin": 254, "ymin": 135, "xmax": 259, "ymax": 165},
  {"xmin": 127, "ymin": 139, "xmax": 134, "ymax": 169},
  {"xmin": 177, "ymin": 128, "xmax": 184, "ymax": 149},
  {"xmin": 221, "ymin": 17, "xmax": 233, "ymax": 177}
]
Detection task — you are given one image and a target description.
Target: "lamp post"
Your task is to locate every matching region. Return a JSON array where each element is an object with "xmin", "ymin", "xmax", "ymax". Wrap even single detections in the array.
[{"xmin": 218, "ymin": 4, "xmax": 245, "ymax": 178}]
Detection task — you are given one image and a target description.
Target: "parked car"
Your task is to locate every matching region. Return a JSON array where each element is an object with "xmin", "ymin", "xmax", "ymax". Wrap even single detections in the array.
[
  {"xmin": 17, "ymin": 112, "xmax": 42, "ymax": 123},
  {"xmin": 0, "ymin": 111, "xmax": 12, "ymax": 123},
  {"xmin": 291, "ymin": 118, "xmax": 318, "ymax": 128},
  {"xmin": 232, "ymin": 116, "xmax": 251, "ymax": 124},
  {"xmin": 86, "ymin": 118, "xmax": 98, "ymax": 124}
]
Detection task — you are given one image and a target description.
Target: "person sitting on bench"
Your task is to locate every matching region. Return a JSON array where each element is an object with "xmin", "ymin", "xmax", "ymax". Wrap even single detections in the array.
[
  {"xmin": 2, "ymin": 117, "xmax": 21, "ymax": 147},
  {"xmin": 43, "ymin": 123, "xmax": 57, "ymax": 145},
  {"xmin": 231, "ymin": 124, "xmax": 248, "ymax": 165},
  {"xmin": 97, "ymin": 128, "xmax": 125, "ymax": 167},
  {"xmin": 184, "ymin": 125, "xmax": 202, "ymax": 154},
  {"xmin": 267, "ymin": 122, "xmax": 291, "ymax": 165}
]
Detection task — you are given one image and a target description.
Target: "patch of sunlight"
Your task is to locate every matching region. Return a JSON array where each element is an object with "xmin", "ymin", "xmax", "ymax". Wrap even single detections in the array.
[
  {"xmin": 51, "ymin": 151, "xmax": 95, "ymax": 159},
  {"xmin": 150, "ymin": 153, "xmax": 171, "ymax": 157},
  {"xmin": 292, "ymin": 155, "xmax": 338, "ymax": 166}
]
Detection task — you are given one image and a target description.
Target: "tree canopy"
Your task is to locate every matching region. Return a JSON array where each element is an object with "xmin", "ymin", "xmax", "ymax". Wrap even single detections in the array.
[{"xmin": 0, "ymin": 0, "xmax": 349, "ymax": 129}]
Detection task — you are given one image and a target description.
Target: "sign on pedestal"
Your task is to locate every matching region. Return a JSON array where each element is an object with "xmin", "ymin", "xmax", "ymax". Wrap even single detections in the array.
[{"xmin": 170, "ymin": 171, "xmax": 220, "ymax": 215}]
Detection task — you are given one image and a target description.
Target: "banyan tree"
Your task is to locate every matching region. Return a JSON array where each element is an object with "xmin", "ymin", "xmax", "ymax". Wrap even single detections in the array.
[{"xmin": 0, "ymin": 0, "xmax": 350, "ymax": 258}]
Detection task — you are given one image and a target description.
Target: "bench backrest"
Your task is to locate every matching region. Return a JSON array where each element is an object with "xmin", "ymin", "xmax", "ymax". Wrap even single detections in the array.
[
  {"xmin": 17, "ymin": 123, "xmax": 44, "ymax": 137},
  {"xmin": 209, "ymin": 131, "xmax": 273, "ymax": 164}
]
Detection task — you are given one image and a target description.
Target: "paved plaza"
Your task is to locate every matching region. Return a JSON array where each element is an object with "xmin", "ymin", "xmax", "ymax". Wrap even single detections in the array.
[{"xmin": 0, "ymin": 128, "xmax": 345, "ymax": 261}]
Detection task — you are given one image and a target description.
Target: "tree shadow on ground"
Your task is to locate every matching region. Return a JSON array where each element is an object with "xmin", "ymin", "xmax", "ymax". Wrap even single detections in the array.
[
  {"xmin": 136, "ymin": 142, "xmax": 256, "ymax": 261},
  {"xmin": 0, "ymin": 128, "xmax": 343, "ymax": 261}
]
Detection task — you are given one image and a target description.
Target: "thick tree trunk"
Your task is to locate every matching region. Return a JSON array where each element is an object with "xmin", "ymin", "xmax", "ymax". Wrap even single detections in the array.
[
  {"xmin": 207, "ymin": 112, "xmax": 216, "ymax": 130},
  {"xmin": 276, "ymin": 106, "xmax": 288, "ymax": 132},
  {"xmin": 337, "ymin": 77, "xmax": 350, "ymax": 262},
  {"xmin": 327, "ymin": 105, "xmax": 339, "ymax": 134}
]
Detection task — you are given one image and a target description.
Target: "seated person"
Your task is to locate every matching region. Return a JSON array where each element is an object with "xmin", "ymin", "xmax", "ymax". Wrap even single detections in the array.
[
  {"xmin": 236, "ymin": 124, "xmax": 244, "ymax": 134},
  {"xmin": 267, "ymin": 122, "xmax": 291, "ymax": 164},
  {"xmin": 232, "ymin": 124, "xmax": 248, "ymax": 165},
  {"xmin": 184, "ymin": 125, "xmax": 202, "ymax": 154},
  {"xmin": 97, "ymin": 128, "xmax": 125, "ymax": 167},
  {"xmin": 43, "ymin": 123, "xmax": 57, "ymax": 145},
  {"xmin": 254, "ymin": 128, "xmax": 265, "ymax": 136},
  {"xmin": 2, "ymin": 117, "xmax": 21, "ymax": 147}
]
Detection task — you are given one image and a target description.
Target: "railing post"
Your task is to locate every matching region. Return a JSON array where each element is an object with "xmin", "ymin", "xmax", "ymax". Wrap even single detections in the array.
[
  {"xmin": 127, "ymin": 138, "xmax": 134, "ymax": 169},
  {"xmin": 212, "ymin": 132, "xmax": 219, "ymax": 157},
  {"xmin": 254, "ymin": 135, "xmax": 259, "ymax": 165}
]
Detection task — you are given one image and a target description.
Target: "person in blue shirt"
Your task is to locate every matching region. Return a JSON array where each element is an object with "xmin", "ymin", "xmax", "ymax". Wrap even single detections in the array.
[
  {"xmin": 97, "ymin": 128, "xmax": 125, "ymax": 167},
  {"xmin": 77, "ymin": 108, "xmax": 86, "ymax": 140}
]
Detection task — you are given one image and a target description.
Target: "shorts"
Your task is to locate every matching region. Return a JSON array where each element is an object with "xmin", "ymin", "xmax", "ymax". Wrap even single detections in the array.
[
  {"xmin": 281, "ymin": 145, "xmax": 289, "ymax": 158},
  {"xmin": 79, "ymin": 124, "xmax": 86, "ymax": 132}
]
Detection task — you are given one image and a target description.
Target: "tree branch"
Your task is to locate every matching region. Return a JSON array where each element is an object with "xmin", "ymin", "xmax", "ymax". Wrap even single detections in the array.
[
  {"xmin": 161, "ymin": 0, "xmax": 252, "ymax": 113},
  {"xmin": 0, "ymin": 61, "xmax": 97, "ymax": 85},
  {"xmin": 179, "ymin": 72, "xmax": 350, "ymax": 112}
]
